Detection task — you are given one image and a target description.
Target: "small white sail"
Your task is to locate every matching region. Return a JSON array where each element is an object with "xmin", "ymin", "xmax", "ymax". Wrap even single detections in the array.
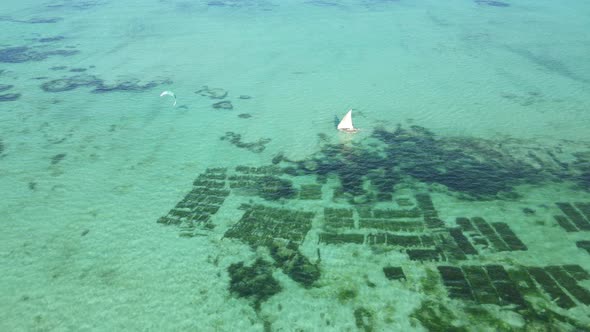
[
  {"xmin": 160, "ymin": 90, "xmax": 177, "ymax": 106},
  {"xmin": 337, "ymin": 109, "xmax": 357, "ymax": 132}
]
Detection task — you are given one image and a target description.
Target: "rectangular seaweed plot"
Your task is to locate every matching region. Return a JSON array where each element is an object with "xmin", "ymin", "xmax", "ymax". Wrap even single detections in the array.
[
  {"xmin": 485, "ymin": 265, "xmax": 526, "ymax": 308},
  {"xmin": 437, "ymin": 233, "xmax": 467, "ymax": 260},
  {"xmin": 383, "ymin": 266, "xmax": 406, "ymax": 281},
  {"xmin": 158, "ymin": 169, "xmax": 229, "ymax": 226},
  {"xmin": 386, "ymin": 234, "xmax": 423, "ymax": 247},
  {"xmin": 574, "ymin": 202, "xmax": 590, "ymax": 221},
  {"xmin": 359, "ymin": 219, "xmax": 424, "ymax": 232},
  {"xmin": 576, "ymin": 241, "xmax": 590, "ymax": 254},
  {"xmin": 471, "ymin": 217, "xmax": 510, "ymax": 252},
  {"xmin": 225, "ymin": 205, "xmax": 314, "ymax": 246},
  {"xmin": 456, "ymin": 217, "xmax": 476, "ymax": 233},
  {"xmin": 437, "ymin": 266, "xmax": 475, "ymax": 301},
  {"xmin": 562, "ymin": 265, "xmax": 590, "ymax": 281},
  {"xmin": 491, "ymin": 222, "xmax": 527, "ymax": 251},
  {"xmin": 461, "ymin": 266, "xmax": 500, "ymax": 305},
  {"xmin": 556, "ymin": 202, "xmax": 590, "ymax": 231},
  {"xmin": 526, "ymin": 267, "xmax": 576, "ymax": 309},
  {"xmin": 545, "ymin": 266, "xmax": 590, "ymax": 305},
  {"xmin": 553, "ymin": 215, "xmax": 579, "ymax": 232},
  {"xmin": 319, "ymin": 232, "xmax": 365, "ymax": 245},
  {"xmin": 373, "ymin": 208, "xmax": 421, "ymax": 219},
  {"xmin": 407, "ymin": 248, "xmax": 444, "ymax": 262},
  {"xmin": 299, "ymin": 184, "xmax": 322, "ymax": 200},
  {"xmin": 324, "ymin": 208, "xmax": 354, "ymax": 229},
  {"xmin": 415, "ymin": 194, "xmax": 445, "ymax": 229},
  {"xmin": 235, "ymin": 165, "xmax": 282, "ymax": 175},
  {"xmin": 449, "ymin": 227, "xmax": 478, "ymax": 255}
]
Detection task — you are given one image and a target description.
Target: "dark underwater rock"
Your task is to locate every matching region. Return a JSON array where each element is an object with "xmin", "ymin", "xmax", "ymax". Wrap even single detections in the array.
[
  {"xmin": 228, "ymin": 258, "xmax": 281, "ymax": 310},
  {"xmin": 238, "ymin": 113, "xmax": 252, "ymax": 118},
  {"xmin": 0, "ymin": 84, "xmax": 13, "ymax": 92},
  {"xmin": 51, "ymin": 153, "xmax": 66, "ymax": 165},
  {"xmin": 0, "ymin": 16, "xmax": 63, "ymax": 24},
  {"xmin": 212, "ymin": 100, "xmax": 233, "ymax": 110},
  {"xmin": 475, "ymin": 0, "xmax": 510, "ymax": 7},
  {"xmin": 0, "ymin": 93, "xmax": 21, "ymax": 101},
  {"xmin": 272, "ymin": 152, "xmax": 284, "ymax": 164},
  {"xmin": 195, "ymin": 85, "xmax": 228, "ymax": 99},
  {"xmin": 38, "ymin": 36, "xmax": 65, "ymax": 43}
]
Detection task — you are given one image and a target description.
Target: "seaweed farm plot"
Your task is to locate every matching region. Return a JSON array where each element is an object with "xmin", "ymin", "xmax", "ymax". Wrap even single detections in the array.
[
  {"xmin": 554, "ymin": 202, "xmax": 590, "ymax": 232},
  {"xmin": 224, "ymin": 204, "xmax": 314, "ymax": 247},
  {"xmin": 437, "ymin": 264, "xmax": 590, "ymax": 315},
  {"xmin": 228, "ymin": 165, "xmax": 297, "ymax": 201},
  {"xmin": 149, "ymin": 125, "xmax": 590, "ymax": 330},
  {"xmin": 224, "ymin": 204, "xmax": 320, "ymax": 288},
  {"xmin": 318, "ymin": 194, "xmax": 487, "ymax": 262},
  {"xmin": 157, "ymin": 168, "xmax": 229, "ymax": 237},
  {"xmin": 456, "ymin": 217, "xmax": 527, "ymax": 252}
]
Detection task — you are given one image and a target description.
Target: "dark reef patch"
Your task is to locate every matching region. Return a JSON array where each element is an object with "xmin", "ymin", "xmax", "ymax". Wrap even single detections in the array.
[
  {"xmin": 0, "ymin": 93, "xmax": 21, "ymax": 102},
  {"xmin": 289, "ymin": 125, "xmax": 572, "ymax": 201},
  {"xmin": 504, "ymin": 46, "xmax": 589, "ymax": 84},
  {"xmin": 0, "ymin": 84, "xmax": 13, "ymax": 92},
  {"xmin": 50, "ymin": 66, "xmax": 68, "ymax": 71},
  {"xmin": 0, "ymin": 16, "xmax": 63, "ymax": 24},
  {"xmin": 212, "ymin": 101, "xmax": 233, "ymax": 110},
  {"xmin": 91, "ymin": 78, "xmax": 171, "ymax": 94},
  {"xmin": 238, "ymin": 113, "xmax": 252, "ymax": 119},
  {"xmin": 475, "ymin": 0, "xmax": 510, "ymax": 7},
  {"xmin": 220, "ymin": 132, "xmax": 271, "ymax": 153},
  {"xmin": 38, "ymin": 36, "xmax": 65, "ymax": 43},
  {"xmin": 228, "ymin": 258, "xmax": 281, "ymax": 310},
  {"xmin": 40, "ymin": 75, "xmax": 171, "ymax": 94},
  {"xmin": 0, "ymin": 46, "xmax": 78, "ymax": 63},
  {"xmin": 69, "ymin": 68, "xmax": 87, "ymax": 72},
  {"xmin": 51, "ymin": 153, "xmax": 67, "ymax": 165},
  {"xmin": 46, "ymin": 0, "xmax": 105, "ymax": 11},
  {"xmin": 304, "ymin": 0, "xmax": 346, "ymax": 8},
  {"xmin": 41, "ymin": 75, "xmax": 100, "ymax": 92}
]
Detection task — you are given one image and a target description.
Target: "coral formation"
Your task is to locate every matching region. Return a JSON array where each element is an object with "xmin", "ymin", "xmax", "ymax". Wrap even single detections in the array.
[{"xmin": 228, "ymin": 259, "xmax": 281, "ymax": 310}]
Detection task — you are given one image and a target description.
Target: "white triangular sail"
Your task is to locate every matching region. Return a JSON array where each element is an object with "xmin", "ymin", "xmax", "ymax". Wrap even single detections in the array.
[{"xmin": 337, "ymin": 109, "xmax": 355, "ymax": 131}]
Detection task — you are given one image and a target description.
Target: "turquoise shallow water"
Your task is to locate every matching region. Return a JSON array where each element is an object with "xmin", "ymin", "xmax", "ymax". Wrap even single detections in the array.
[{"xmin": 1, "ymin": 0, "xmax": 590, "ymax": 331}]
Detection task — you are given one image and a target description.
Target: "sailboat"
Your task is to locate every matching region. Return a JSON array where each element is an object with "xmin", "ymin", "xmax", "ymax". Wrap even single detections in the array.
[{"xmin": 337, "ymin": 109, "xmax": 358, "ymax": 133}]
